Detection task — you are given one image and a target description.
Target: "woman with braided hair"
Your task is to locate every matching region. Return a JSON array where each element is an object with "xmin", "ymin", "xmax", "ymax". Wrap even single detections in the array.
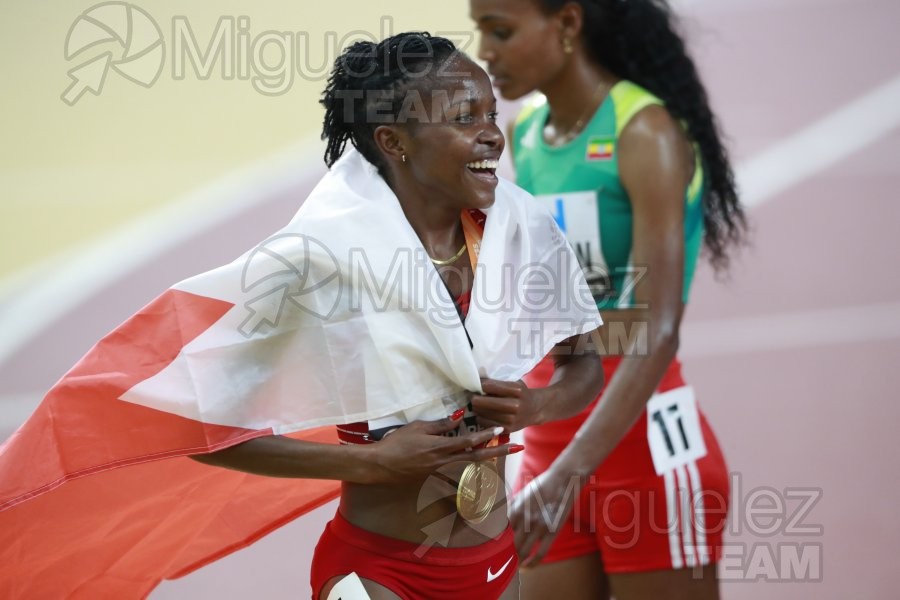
[
  {"xmin": 194, "ymin": 32, "xmax": 605, "ymax": 599},
  {"xmin": 470, "ymin": 1, "xmax": 746, "ymax": 598}
]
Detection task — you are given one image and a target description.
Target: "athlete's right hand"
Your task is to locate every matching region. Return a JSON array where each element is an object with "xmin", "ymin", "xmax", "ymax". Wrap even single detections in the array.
[
  {"xmin": 362, "ymin": 414, "xmax": 511, "ymax": 484},
  {"xmin": 511, "ymin": 465, "xmax": 584, "ymax": 567}
]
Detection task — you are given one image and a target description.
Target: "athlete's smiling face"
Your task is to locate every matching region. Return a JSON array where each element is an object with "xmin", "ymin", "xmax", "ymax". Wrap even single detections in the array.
[
  {"xmin": 393, "ymin": 53, "xmax": 505, "ymax": 211},
  {"xmin": 470, "ymin": 0, "xmax": 569, "ymax": 100}
]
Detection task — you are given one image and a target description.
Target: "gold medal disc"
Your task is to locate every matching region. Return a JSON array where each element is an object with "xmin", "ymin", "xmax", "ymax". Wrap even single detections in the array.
[{"xmin": 456, "ymin": 461, "xmax": 500, "ymax": 523}]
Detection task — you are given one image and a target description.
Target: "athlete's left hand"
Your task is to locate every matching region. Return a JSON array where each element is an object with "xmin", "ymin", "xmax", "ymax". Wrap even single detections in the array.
[
  {"xmin": 509, "ymin": 464, "xmax": 586, "ymax": 567},
  {"xmin": 471, "ymin": 378, "xmax": 546, "ymax": 432}
]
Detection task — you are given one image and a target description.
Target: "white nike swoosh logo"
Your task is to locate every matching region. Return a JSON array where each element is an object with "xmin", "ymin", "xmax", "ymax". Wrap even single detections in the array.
[{"xmin": 486, "ymin": 555, "xmax": 515, "ymax": 583}]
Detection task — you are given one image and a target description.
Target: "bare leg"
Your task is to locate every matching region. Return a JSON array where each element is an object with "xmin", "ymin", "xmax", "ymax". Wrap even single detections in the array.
[
  {"xmin": 519, "ymin": 553, "xmax": 610, "ymax": 600},
  {"xmin": 608, "ymin": 564, "xmax": 719, "ymax": 600}
]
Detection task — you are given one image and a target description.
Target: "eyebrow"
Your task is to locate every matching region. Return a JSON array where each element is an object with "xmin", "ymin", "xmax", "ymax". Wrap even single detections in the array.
[
  {"xmin": 446, "ymin": 97, "xmax": 499, "ymax": 116},
  {"xmin": 473, "ymin": 14, "xmax": 504, "ymax": 25},
  {"xmin": 447, "ymin": 94, "xmax": 475, "ymax": 108}
]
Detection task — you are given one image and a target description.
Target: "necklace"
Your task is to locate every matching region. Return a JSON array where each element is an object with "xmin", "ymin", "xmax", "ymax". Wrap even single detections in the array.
[
  {"xmin": 429, "ymin": 242, "xmax": 467, "ymax": 265},
  {"xmin": 547, "ymin": 81, "xmax": 607, "ymax": 147}
]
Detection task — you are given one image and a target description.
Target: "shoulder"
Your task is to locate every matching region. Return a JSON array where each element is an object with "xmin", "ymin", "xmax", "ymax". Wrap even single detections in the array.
[
  {"xmin": 609, "ymin": 80, "xmax": 683, "ymax": 148},
  {"xmin": 609, "ymin": 80, "xmax": 662, "ymax": 126},
  {"xmin": 507, "ymin": 94, "xmax": 547, "ymax": 160},
  {"xmin": 619, "ymin": 103, "xmax": 684, "ymax": 148},
  {"xmin": 611, "ymin": 80, "xmax": 685, "ymax": 157},
  {"xmin": 617, "ymin": 105, "xmax": 693, "ymax": 204}
]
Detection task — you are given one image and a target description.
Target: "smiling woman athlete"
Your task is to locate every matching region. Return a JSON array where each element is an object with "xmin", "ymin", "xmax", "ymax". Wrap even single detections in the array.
[{"xmin": 194, "ymin": 32, "xmax": 605, "ymax": 600}]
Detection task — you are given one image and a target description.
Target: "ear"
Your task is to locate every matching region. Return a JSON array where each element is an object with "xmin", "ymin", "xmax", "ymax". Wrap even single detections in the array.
[
  {"xmin": 557, "ymin": 1, "xmax": 585, "ymax": 40},
  {"xmin": 373, "ymin": 125, "xmax": 409, "ymax": 165}
]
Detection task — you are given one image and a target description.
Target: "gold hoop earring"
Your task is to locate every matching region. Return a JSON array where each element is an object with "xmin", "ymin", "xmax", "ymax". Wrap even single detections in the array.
[{"xmin": 562, "ymin": 37, "xmax": 573, "ymax": 55}]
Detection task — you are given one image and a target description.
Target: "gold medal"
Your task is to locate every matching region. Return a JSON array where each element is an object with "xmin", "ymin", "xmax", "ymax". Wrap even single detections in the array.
[{"xmin": 456, "ymin": 461, "xmax": 500, "ymax": 523}]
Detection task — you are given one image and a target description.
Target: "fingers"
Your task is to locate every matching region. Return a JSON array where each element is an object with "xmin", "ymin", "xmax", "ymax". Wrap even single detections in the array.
[
  {"xmin": 471, "ymin": 394, "xmax": 529, "ymax": 431},
  {"xmin": 464, "ymin": 443, "xmax": 524, "ymax": 463},
  {"xmin": 480, "ymin": 378, "xmax": 525, "ymax": 397},
  {"xmin": 421, "ymin": 409, "xmax": 466, "ymax": 435},
  {"xmin": 470, "ymin": 393, "xmax": 522, "ymax": 432},
  {"xmin": 473, "ymin": 380, "xmax": 533, "ymax": 431},
  {"xmin": 470, "ymin": 393, "xmax": 518, "ymax": 415},
  {"xmin": 525, "ymin": 535, "xmax": 558, "ymax": 568},
  {"xmin": 446, "ymin": 425, "xmax": 504, "ymax": 453},
  {"xmin": 512, "ymin": 503, "xmax": 556, "ymax": 568},
  {"xmin": 511, "ymin": 498, "xmax": 544, "ymax": 562},
  {"xmin": 518, "ymin": 536, "xmax": 544, "ymax": 569},
  {"xmin": 398, "ymin": 415, "xmax": 519, "ymax": 462},
  {"xmin": 473, "ymin": 415, "xmax": 504, "ymax": 431}
]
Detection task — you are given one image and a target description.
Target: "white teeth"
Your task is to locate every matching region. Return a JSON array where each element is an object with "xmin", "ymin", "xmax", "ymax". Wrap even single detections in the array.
[{"xmin": 467, "ymin": 159, "xmax": 499, "ymax": 170}]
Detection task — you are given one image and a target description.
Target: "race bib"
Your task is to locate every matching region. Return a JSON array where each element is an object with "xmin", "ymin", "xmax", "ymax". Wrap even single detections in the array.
[
  {"xmin": 646, "ymin": 386, "xmax": 708, "ymax": 474},
  {"xmin": 533, "ymin": 191, "xmax": 609, "ymax": 294}
]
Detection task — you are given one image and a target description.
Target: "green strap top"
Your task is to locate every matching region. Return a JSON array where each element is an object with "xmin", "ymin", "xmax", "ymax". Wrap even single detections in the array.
[{"xmin": 512, "ymin": 80, "xmax": 704, "ymax": 309}]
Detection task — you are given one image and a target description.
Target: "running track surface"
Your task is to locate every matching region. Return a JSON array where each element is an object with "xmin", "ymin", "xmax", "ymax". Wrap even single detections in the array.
[{"xmin": 2, "ymin": 1, "xmax": 898, "ymax": 598}]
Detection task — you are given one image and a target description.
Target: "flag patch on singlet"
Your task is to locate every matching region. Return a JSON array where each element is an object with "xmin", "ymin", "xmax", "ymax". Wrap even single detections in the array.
[{"xmin": 586, "ymin": 136, "xmax": 615, "ymax": 161}]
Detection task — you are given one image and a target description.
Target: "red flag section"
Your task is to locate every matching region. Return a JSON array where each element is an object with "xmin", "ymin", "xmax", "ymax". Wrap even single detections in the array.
[{"xmin": 0, "ymin": 289, "xmax": 340, "ymax": 598}]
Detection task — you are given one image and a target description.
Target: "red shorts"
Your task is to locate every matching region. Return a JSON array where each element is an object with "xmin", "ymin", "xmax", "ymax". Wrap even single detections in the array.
[
  {"xmin": 516, "ymin": 356, "xmax": 730, "ymax": 573},
  {"xmin": 310, "ymin": 511, "xmax": 518, "ymax": 599}
]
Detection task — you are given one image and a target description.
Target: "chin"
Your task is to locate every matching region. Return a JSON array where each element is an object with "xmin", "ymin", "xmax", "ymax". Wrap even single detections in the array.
[
  {"xmin": 497, "ymin": 82, "xmax": 530, "ymax": 102},
  {"xmin": 471, "ymin": 192, "xmax": 497, "ymax": 210}
]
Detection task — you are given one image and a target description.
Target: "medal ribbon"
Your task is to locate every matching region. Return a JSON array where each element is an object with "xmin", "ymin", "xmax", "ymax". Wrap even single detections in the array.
[{"xmin": 460, "ymin": 209, "xmax": 483, "ymax": 272}]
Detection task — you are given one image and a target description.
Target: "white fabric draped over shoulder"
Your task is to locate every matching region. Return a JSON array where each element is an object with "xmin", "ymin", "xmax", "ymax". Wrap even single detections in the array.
[{"xmin": 121, "ymin": 149, "xmax": 602, "ymax": 434}]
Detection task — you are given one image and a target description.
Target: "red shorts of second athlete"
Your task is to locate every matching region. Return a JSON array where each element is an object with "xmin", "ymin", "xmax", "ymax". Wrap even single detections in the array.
[
  {"xmin": 310, "ymin": 510, "xmax": 518, "ymax": 599},
  {"xmin": 516, "ymin": 356, "xmax": 730, "ymax": 573}
]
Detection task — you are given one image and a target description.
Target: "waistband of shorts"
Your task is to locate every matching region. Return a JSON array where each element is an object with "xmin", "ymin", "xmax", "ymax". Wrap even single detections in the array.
[{"xmin": 328, "ymin": 510, "xmax": 514, "ymax": 567}]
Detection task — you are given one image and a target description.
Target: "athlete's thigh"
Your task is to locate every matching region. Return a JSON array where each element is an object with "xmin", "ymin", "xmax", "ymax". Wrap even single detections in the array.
[
  {"xmin": 519, "ymin": 554, "xmax": 610, "ymax": 600},
  {"xmin": 608, "ymin": 563, "xmax": 719, "ymax": 600}
]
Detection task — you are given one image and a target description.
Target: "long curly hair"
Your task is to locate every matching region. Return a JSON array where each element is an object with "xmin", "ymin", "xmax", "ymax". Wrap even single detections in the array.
[
  {"xmin": 320, "ymin": 32, "xmax": 458, "ymax": 178},
  {"xmin": 539, "ymin": 0, "xmax": 746, "ymax": 270}
]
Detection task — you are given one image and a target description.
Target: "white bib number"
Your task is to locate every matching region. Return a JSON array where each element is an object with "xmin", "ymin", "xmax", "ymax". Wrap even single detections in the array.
[
  {"xmin": 646, "ymin": 386, "xmax": 707, "ymax": 474},
  {"xmin": 533, "ymin": 191, "xmax": 609, "ymax": 292}
]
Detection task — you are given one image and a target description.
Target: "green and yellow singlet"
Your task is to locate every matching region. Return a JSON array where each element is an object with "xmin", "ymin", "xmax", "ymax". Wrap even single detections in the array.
[{"xmin": 512, "ymin": 80, "xmax": 705, "ymax": 309}]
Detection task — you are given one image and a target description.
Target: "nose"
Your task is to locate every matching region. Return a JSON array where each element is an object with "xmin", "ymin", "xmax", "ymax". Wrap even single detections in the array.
[
  {"xmin": 479, "ymin": 121, "xmax": 505, "ymax": 153},
  {"xmin": 477, "ymin": 35, "xmax": 495, "ymax": 64}
]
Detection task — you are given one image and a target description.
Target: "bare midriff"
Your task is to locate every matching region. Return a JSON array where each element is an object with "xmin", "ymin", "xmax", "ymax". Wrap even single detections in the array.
[{"xmin": 339, "ymin": 456, "xmax": 510, "ymax": 547}]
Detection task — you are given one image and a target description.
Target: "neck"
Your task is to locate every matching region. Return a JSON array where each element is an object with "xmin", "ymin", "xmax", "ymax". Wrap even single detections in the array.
[
  {"xmin": 394, "ymin": 189, "xmax": 463, "ymax": 258},
  {"xmin": 542, "ymin": 59, "xmax": 619, "ymax": 133}
]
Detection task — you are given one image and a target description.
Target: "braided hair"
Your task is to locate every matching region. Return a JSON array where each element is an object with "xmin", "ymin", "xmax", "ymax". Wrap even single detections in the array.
[
  {"xmin": 539, "ymin": 0, "xmax": 746, "ymax": 270},
  {"xmin": 320, "ymin": 32, "xmax": 458, "ymax": 178}
]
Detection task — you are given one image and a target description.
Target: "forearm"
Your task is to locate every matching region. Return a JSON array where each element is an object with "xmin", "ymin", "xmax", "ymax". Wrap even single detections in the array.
[
  {"xmin": 534, "ymin": 332, "xmax": 605, "ymax": 424},
  {"xmin": 191, "ymin": 435, "xmax": 378, "ymax": 484},
  {"xmin": 557, "ymin": 326, "xmax": 679, "ymax": 477}
]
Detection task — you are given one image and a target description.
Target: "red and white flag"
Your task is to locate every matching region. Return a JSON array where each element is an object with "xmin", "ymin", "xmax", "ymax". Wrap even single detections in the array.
[{"xmin": 0, "ymin": 150, "xmax": 601, "ymax": 597}]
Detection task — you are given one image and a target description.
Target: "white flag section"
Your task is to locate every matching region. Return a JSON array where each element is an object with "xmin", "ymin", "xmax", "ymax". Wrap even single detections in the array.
[{"xmin": 122, "ymin": 150, "xmax": 601, "ymax": 434}]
